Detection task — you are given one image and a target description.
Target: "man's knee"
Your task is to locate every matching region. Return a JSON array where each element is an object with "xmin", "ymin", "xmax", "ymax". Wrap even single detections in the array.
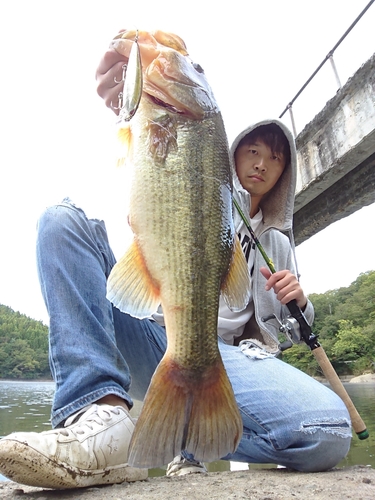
[
  {"xmin": 292, "ymin": 420, "xmax": 352, "ymax": 472},
  {"xmin": 37, "ymin": 200, "xmax": 87, "ymax": 239}
]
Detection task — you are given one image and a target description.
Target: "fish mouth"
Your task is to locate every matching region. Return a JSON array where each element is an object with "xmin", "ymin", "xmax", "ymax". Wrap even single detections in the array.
[
  {"xmin": 143, "ymin": 52, "xmax": 218, "ymax": 119},
  {"xmin": 145, "ymin": 93, "xmax": 184, "ymax": 115},
  {"xmin": 113, "ymin": 30, "xmax": 218, "ymax": 120}
]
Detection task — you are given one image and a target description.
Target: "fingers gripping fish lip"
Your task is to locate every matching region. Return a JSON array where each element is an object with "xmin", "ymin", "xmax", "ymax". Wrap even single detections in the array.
[
  {"xmin": 112, "ymin": 29, "xmax": 188, "ymax": 57},
  {"xmin": 112, "ymin": 29, "xmax": 217, "ymax": 119}
]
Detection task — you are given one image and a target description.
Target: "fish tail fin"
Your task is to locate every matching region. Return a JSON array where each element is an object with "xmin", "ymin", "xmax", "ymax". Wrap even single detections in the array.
[
  {"xmin": 128, "ymin": 356, "xmax": 242, "ymax": 468},
  {"xmin": 222, "ymin": 235, "xmax": 251, "ymax": 312}
]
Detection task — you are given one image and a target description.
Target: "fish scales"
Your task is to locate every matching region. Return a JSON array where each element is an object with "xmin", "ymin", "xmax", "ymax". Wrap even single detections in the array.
[
  {"xmin": 131, "ymin": 106, "xmax": 232, "ymax": 369},
  {"xmin": 107, "ymin": 29, "xmax": 251, "ymax": 468}
]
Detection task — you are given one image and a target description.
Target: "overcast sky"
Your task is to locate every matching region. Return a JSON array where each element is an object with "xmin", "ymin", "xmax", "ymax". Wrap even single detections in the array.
[{"xmin": 0, "ymin": 0, "xmax": 374, "ymax": 324}]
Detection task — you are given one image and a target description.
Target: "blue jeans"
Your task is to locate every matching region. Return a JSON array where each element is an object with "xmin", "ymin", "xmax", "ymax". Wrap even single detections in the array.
[{"xmin": 36, "ymin": 199, "xmax": 352, "ymax": 471}]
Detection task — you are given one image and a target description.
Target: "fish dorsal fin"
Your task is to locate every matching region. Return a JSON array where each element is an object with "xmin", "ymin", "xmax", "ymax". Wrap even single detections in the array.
[
  {"xmin": 106, "ymin": 240, "xmax": 160, "ymax": 318},
  {"xmin": 221, "ymin": 235, "xmax": 251, "ymax": 312}
]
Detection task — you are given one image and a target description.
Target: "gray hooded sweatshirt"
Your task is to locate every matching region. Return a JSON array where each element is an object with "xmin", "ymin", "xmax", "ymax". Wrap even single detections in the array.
[{"xmin": 228, "ymin": 119, "xmax": 314, "ymax": 353}]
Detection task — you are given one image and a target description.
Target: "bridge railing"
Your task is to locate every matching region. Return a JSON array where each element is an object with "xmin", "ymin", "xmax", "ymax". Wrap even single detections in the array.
[{"xmin": 279, "ymin": 0, "xmax": 375, "ymax": 137}]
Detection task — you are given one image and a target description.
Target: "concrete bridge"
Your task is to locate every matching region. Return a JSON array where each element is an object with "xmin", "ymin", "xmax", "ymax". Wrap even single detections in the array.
[{"xmin": 293, "ymin": 52, "xmax": 375, "ymax": 245}]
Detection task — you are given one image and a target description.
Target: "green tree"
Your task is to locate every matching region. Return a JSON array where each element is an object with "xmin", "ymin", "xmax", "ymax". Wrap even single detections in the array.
[
  {"xmin": 281, "ymin": 343, "xmax": 319, "ymax": 376},
  {"xmin": 282, "ymin": 270, "xmax": 375, "ymax": 377},
  {"xmin": 332, "ymin": 319, "xmax": 375, "ymax": 375},
  {"xmin": 0, "ymin": 304, "xmax": 50, "ymax": 379}
]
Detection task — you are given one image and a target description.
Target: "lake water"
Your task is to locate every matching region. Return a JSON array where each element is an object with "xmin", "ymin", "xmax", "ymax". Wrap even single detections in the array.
[{"xmin": 0, "ymin": 380, "xmax": 374, "ymax": 481}]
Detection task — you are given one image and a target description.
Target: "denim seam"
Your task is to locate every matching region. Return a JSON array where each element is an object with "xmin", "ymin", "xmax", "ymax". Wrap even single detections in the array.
[{"xmin": 238, "ymin": 407, "xmax": 279, "ymax": 451}]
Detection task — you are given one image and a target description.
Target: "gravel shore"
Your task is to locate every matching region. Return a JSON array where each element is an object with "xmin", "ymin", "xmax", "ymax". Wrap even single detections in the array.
[
  {"xmin": 1, "ymin": 375, "xmax": 374, "ymax": 498},
  {"xmin": 1, "ymin": 466, "xmax": 374, "ymax": 500}
]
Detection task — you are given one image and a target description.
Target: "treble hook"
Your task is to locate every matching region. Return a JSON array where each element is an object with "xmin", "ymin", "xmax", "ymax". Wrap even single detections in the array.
[
  {"xmin": 110, "ymin": 92, "xmax": 123, "ymax": 111},
  {"xmin": 114, "ymin": 63, "xmax": 128, "ymax": 84}
]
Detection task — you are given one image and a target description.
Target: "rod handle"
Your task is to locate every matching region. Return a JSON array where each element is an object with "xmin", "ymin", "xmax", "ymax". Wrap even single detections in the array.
[{"xmin": 312, "ymin": 346, "xmax": 369, "ymax": 439}]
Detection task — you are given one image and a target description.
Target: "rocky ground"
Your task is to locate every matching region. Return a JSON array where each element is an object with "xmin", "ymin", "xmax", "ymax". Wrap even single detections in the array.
[
  {"xmin": 349, "ymin": 373, "xmax": 375, "ymax": 384},
  {"xmin": 1, "ymin": 374, "xmax": 374, "ymax": 499},
  {"xmin": 0, "ymin": 466, "xmax": 374, "ymax": 500}
]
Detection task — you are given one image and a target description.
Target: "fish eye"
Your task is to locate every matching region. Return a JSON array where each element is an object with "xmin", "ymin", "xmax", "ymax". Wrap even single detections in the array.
[{"xmin": 192, "ymin": 62, "xmax": 204, "ymax": 73}]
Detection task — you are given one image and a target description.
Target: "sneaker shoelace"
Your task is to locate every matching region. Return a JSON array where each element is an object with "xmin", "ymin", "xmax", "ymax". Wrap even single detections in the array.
[
  {"xmin": 168, "ymin": 454, "xmax": 206, "ymax": 471},
  {"xmin": 60, "ymin": 404, "xmax": 121, "ymax": 437}
]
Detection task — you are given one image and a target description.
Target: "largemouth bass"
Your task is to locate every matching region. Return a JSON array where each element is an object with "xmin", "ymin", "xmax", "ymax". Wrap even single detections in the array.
[{"xmin": 107, "ymin": 29, "xmax": 251, "ymax": 468}]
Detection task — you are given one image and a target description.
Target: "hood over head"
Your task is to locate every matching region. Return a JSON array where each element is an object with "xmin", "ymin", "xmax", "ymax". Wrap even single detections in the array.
[{"xmin": 230, "ymin": 119, "xmax": 297, "ymax": 234}]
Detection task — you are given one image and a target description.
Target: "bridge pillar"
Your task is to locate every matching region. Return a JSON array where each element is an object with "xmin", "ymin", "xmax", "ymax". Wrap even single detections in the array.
[{"xmin": 293, "ymin": 53, "xmax": 375, "ymax": 245}]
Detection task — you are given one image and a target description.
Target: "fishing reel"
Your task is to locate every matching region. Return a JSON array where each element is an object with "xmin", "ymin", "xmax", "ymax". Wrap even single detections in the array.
[{"xmin": 261, "ymin": 313, "xmax": 302, "ymax": 351}]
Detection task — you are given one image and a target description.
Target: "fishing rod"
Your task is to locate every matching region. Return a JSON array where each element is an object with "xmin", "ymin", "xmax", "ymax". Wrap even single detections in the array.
[{"xmin": 233, "ymin": 198, "xmax": 369, "ymax": 440}]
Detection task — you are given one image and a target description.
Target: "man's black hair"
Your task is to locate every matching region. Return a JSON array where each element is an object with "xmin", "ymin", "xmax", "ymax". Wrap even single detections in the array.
[{"xmin": 237, "ymin": 124, "xmax": 291, "ymax": 167}]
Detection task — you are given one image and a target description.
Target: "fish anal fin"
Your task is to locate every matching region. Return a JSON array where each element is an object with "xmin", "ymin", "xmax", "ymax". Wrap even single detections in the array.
[
  {"xmin": 128, "ymin": 356, "xmax": 242, "ymax": 468},
  {"xmin": 222, "ymin": 235, "xmax": 251, "ymax": 312},
  {"xmin": 106, "ymin": 240, "xmax": 160, "ymax": 318}
]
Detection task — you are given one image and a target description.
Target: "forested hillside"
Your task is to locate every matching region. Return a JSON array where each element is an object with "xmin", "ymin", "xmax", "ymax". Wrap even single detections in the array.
[
  {"xmin": 0, "ymin": 270, "xmax": 374, "ymax": 379},
  {"xmin": 282, "ymin": 270, "xmax": 375, "ymax": 376},
  {"xmin": 0, "ymin": 304, "xmax": 50, "ymax": 379}
]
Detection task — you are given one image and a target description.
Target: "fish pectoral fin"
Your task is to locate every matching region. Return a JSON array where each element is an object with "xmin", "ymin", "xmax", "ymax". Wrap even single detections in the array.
[
  {"xmin": 128, "ymin": 356, "xmax": 243, "ymax": 468},
  {"xmin": 221, "ymin": 235, "xmax": 251, "ymax": 312},
  {"xmin": 148, "ymin": 115, "xmax": 177, "ymax": 161},
  {"xmin": 106, "ymin": 240, "xmax": 160, "ymax": 318},
  {"xmin": 116, "ymin": 125, "xmax": 133, "ymax": 167}
]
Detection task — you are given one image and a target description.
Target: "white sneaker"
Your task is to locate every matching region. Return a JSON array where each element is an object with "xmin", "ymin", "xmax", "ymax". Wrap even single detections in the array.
[
  {"xmin": 166, "ymin": 454, "xmax": 208, "ymax": 477},
  {"xmin": 0, "ymin": 404, "xmax": 148, "ymax": 489}
]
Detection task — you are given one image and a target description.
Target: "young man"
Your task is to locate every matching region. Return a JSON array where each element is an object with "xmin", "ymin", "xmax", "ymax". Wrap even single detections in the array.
[{"xmin": 0, "ymin": 44, "xmax": 352, "ymax": 489}]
